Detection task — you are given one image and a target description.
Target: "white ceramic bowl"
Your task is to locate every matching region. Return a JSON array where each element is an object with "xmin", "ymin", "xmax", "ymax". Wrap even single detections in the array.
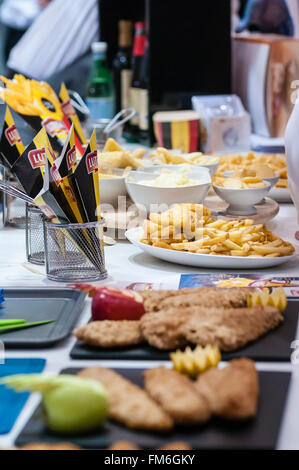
[
  {"xmin": 263, "ymin": 172, "xmax": 280, "ymax": 189},
  {"xmin": 256, "ymin": 172, "xmax": 280, "ymax": 205},
  {"xmin": 194, "ymin": 155, "xmax": 219, "ymax": 176},
  {"xmin": 213, "ymin": 181, "xmax": 272, "ymax": 215},
  {"xmin": 222, "ymin": 171, "xmax": 280, "ymax": 189},
  {"xmin": 99, "ymin": 169, "xmax": 127, "ymax": 206},
  {"xmin": 125, "ymin": 167, "xmax": 211, "ymax": 213}
]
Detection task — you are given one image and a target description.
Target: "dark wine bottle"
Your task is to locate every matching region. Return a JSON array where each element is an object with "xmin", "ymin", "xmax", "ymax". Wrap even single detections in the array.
[
  {"xmin": 129, "ymin": 21, "xmax": 146, "ymax": 134},
  {"xmin": 113, "ymin": 20, "xmax": 132, "ymax": 113},
  {"xmin": 138, "ymin": 39, "xmax": 149, "ymax": 140}
]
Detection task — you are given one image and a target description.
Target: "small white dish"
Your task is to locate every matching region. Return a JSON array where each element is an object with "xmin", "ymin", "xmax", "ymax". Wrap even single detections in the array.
[
  {"xmin": 126, "ymin": 226, "xmax": 297, "ymax": 269},
  {"xmin": 257, "ymin": 172, "xmax": 280, "ymax": 205},
  {"xmin": 99, "ymin": 168, "xmax": 127, "ymax": 206},
  {"xmin": 125, "ymin": 167, "xmax": 211, "ymax": 213},
  {"xmin": 195, "ymin": 155, "xmax": 219, "ymax": 176},
  {"xmin": 213, "ymin": 181, "xmax": 272, "ymax": 216},
  {"xmin": 263, "ymin": 172, "xmax": 280, "ymax": 189},
  {"xmin": 269, "ymin": 186, "xmax": 292, "ymax": 203}
]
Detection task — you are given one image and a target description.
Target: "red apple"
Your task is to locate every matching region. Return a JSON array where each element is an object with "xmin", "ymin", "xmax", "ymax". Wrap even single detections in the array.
[{"xmin": 91, "ymin": 287, "xmax": 145, "ymax": 321}]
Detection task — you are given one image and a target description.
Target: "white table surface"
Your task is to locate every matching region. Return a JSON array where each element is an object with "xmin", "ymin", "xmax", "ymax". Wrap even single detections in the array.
[{"xmin": 0, "ymin": 203, "xmax": 298, "ymax": 450}]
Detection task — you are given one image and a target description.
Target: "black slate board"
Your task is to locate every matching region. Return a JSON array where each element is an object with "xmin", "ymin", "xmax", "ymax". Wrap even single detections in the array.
[
  {"xmin": 15, "ymin": 367, "xmax": 291, "ymax": 450},
  {"xmin": 0, "ymin": 288, "xmax": 86, "ymax": 348},
  {"xmin": 71, "ymin": 299, "xmax": 299, "ymax": 362}
]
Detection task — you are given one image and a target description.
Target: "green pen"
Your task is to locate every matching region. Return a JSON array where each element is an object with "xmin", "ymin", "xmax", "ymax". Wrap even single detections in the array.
[
  {"xmin": 0, "ymin": 320, "xmax": 26, "ymax": 326},
  {"xmin": 0, "ymin": 320, "xmax": 55, "ymax": 334}
]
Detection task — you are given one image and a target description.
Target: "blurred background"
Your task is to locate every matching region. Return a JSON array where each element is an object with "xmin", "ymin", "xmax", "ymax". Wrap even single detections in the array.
[{"xmin": 0, "ymin": 0, "xmax": 299, "ymax": 149}]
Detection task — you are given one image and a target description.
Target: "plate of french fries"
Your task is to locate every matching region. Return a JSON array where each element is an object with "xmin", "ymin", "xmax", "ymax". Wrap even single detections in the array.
[{"xmin": 126, "ymin": 204, "xmax": 296, "ymax": 269}]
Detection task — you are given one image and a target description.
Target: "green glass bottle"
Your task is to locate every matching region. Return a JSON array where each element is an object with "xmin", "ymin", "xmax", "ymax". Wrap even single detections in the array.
[{"xmin": 86, "ymin": 42, "xmax": 115, "ymax": 120}]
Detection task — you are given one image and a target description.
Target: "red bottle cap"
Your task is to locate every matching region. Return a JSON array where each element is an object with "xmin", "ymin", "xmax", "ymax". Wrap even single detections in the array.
[
  {"xmin": 135, "ymin": 21, "xmax": 145, "ymax": 30},
  {"xmin": 133, "ymin": 22, "xmax": 146, "ymax": 56}
]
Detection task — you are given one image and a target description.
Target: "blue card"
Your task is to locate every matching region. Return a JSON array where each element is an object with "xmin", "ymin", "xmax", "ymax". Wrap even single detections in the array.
[{"xmin": 0, "ymin": 358, "xmax": 46, "ymax": 434}]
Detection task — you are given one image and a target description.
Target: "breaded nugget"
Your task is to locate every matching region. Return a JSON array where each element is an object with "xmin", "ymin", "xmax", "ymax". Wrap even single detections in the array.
[
  {"xmin": 194, "ymin": 358, "xmax": 259, "ymax": 419},
  {"xmin": 73, "ymin": 321, "xmax": 143, "ymax": 348},
  {"xmin": 157, "ymin": 288, "xmax": 252, "ymax": 311},
  {"xmin": 140, "ymin": 287, "xmax": 252, "ymax": 313},
  {"xmin": 157, "ymin": 442, "xmax": 192, "ymax": 450},
  {"xmin": 182, "ymin": 306, "xmax": 283, "ymax": 351},
  {"xmin": 108, "ymin": 441, "xmax": 141, "ymax": 450},
  {"xmin": 20, "ymin": 442, "xmax": 81, "ymax": 450},
  {"xmin": 140, "ymin": 310, "xmax": 188, "ymax": 350},
  {"xmin": 78, "ymin": 367, "xmax": 173, "ymax": 432},
  {"xmin": 141, "ymin": 305, "xmax": 282, "ymax": 351},
  {"xmin": 140, "ymin": 289, "xmax": 188, "ymax": 312},
  {"xmin": 144, "ymin": 367, "xmax": 211, "ymax": 424}
]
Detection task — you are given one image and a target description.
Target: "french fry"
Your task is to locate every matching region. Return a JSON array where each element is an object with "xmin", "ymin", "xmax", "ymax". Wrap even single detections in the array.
[
  {"xmin": 223, "ymin": 239, "xmax": 242, "ymax": 250},
  {"xmin": 153, "ymin": 241, "xmax": 172, "ymax": 249}
]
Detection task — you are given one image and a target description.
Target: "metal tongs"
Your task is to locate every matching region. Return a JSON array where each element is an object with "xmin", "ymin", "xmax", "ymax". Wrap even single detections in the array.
[
  {"xmin": 68, "ymin": 89, "xmax": 137, "ymax": 138},
  {"xmin": 68, "ymin": 90, "xmax": 90, "ymax": 117},
  {"xmin": 103, "ymin": 108, "xmax": 136, "ymax": 142},
  {"xmin": 0, "ymin": 180, "xmax": 34, "ymax": 204}
]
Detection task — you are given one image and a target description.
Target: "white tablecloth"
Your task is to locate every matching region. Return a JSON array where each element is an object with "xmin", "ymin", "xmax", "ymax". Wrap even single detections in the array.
[{"xmin": 0, "ymin": 203, "xmax": 298, "ymax": 449}]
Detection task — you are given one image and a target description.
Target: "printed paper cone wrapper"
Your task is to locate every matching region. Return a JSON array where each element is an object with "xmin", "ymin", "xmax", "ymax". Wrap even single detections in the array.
[
  {"xmin": 0, "ymin": 106, "xmax": 25, "ymax": 169},
  {"xmin": 54, "ymin": 124, "xmax": 77, "ymax": 179},
  {"xmin": 34, "ymin": 163, "xmax": 102, "ymax": 269},
  {"xmin": 46, "ymin": 150, "xmax": 83, "ymax": 225},
  {"xmin": 0, "ymin": 75, "xmax": 68, "ymax": 153},
  {"xmin": 59, "ymin": 83, "xmax": 87, "ymax": 156},
  {"xmin": 68, "ymin": 130, "xmax": 100, "ymax": 224},
  {"xmin": 11, "ymin": 127, "xmax": 49, "ymax": 198}
]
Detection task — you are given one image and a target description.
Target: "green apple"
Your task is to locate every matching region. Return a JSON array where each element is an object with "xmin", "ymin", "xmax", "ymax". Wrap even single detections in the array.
[{"xmin": 1, "ymin": 374, "xmax": 108, "ymax": 434}]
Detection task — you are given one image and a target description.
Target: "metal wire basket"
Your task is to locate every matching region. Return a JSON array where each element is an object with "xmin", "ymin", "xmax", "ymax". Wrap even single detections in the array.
[
  {"xmin": 44, "ymin": 219, "xmax": 107, "ymax": 282},
  {"xmin": 25, "ymin": 204, "xmax": 45, "ymax": 265}
]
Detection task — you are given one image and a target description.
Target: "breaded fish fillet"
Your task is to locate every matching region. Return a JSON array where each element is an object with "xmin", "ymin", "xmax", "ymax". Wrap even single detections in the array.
[
  {"xmin": 182, "ymin": 305, "xmax": 283, "ymax": 351},
  {"xmin": 20, "ymin": 443, "xmax": 81, "ymax": 450},
  {"xmin": 140, "ymin": 287, "xmax": 253, "ymax": 313},
  {"xmin": 108, "ymin": 441, "xmax": 141, "ymax": 450},
  {"xmin": 73, "ymin": 321, "xmax": 143, "ymax": 348},
  {"xmin": 157, "ymin": 442, "xmax": 192, "ymax": 450},
  {"xmin": 107, "ymin": 441, "xmax": 192, "ymax": 450},
  {"xmin": 144, "ymin": 367, "xmax": 211, "ymax": 424},
  {"xmin": 78, "ymin": 367, "xmax": 174, "ymax": 432},
  {"xmin": 194, "ymin": 358, "xmax": 259, "ymax": 419},
  {"xmin": 140, "ymin": 310, "xmax": 188, "ymax": 350},
  {"xmin": 141, "ymin": 306, "xmax": 283, "ymax": 351},
  {"xmin": 156, "ymin": 288, "xmax": 252, "ymax": 311}
]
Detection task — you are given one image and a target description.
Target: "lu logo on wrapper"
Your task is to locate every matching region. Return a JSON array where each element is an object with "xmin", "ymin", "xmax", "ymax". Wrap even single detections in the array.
[
  {"xmin": 11, "ymin": 127, "xmax": 49, "ymax": 199},
  {"xmin": 53, "ymin": 124, "xmax": 77, "ymax": 179},
  {"xmin": 0, "ymin": 106, "xmax": 25, "ymax": 169}
]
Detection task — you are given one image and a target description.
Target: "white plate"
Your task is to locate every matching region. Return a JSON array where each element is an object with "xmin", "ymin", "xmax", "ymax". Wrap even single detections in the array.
[
  {"xmin": 126, "ymin": 227, "xmax": 297, "ymax": 269},
  {"xmin": 269, "ymin": 187, "xmax": 292, "ymax": 203}
]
